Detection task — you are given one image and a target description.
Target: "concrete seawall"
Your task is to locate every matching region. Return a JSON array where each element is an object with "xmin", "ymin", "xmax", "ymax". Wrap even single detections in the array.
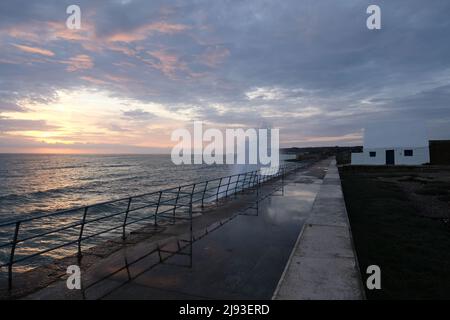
[{"xmin": 273, "ymin": 159, "xmax": 365, "ymax": 300}]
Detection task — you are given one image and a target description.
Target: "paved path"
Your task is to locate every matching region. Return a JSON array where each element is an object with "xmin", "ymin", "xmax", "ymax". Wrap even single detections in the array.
[
  {"xmin": 27, "ymin": 160, "xmax": 329, "ymax": 300},
  {"xmin": 273, "ymin": 160, "xmax": 365, "ymax": 300}
]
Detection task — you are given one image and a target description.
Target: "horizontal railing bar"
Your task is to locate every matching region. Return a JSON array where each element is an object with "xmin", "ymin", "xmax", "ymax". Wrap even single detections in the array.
[
  {"xmin": 0, "ymin": 204, "xmax": 195, "ymax": 248},
  {"xmin": 79, "ymin": 224, "xmax": 130, "ymax": 243},
  {"xmin": 0, "ymin": 170, "xmax": 264, "ymax": 228},
  {"xmin": 156, "ymin": 214, "xmax": 191, "ymax": 221},
  {"xmin": 14, "ymin": 221, "xmax": 82, "ymax": 244},
  {"xmin": 1, "ymin": 171, "xmax": 263, "ymax": 228},
  {"xmin": 7, "ymin": 239, "xmax": 79, "ymax": 266},
  {"xmin": 3, "ymin": 208, "xmax": 194, "ymax": 266},
  {"xmin": 123, "ymin": 214, "xmax": 159, "ymax": 226}
]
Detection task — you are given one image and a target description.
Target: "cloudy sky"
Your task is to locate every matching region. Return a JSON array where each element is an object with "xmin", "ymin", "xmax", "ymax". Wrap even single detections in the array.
[{"xmin": 0, "ymin": 0, "xmax": 449, "ymax": 153}]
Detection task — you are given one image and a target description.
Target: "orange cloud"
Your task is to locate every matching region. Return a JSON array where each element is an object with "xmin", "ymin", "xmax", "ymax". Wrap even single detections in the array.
[
  {"xmin": 107, "ymin": 22, "xmax": 189, "ymax": 43},
  {"xmin": 147, "ymin": 49, "xmax": 187, "ymax": 78},
  {"xmin": 46, "ymin": 21, "xmax": 93, "ymax": 41},
  {"xmin": 12, "ymin": 44, "xmax": 55, "ymax": 57},
  {"xmin": 3, "ymin": 20, "xmax": 94, "ymax": 43},
  {"xmin": 107, "ymin": 43, "xmax": 137, "ymax": 57},
  {"xmin": 103, "ymin": 74, "xmax": 133, "ymax": 83},
  {"xmin": 65, "ymin": 54, "xmax": 94, "ymax": 72},
  {"xmin": 80, "ymin": 76, "xmax": 107, "ymax": 85},
  {"xmin": 6, "ymin": 26, "xmax": 41, "ymax": 42}
]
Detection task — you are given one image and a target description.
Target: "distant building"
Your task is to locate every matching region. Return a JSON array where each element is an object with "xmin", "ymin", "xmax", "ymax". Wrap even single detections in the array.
[
  {"xmin": 280, "ymin": 153, "xmax": 297, "ymax": 161},
  {"xmin": 351, "ymin": 122, "xmax": 430, "ymax": 165},
  {"xmin": 429, "ymin": 140, "xmax": 450, "ymax": 165}
]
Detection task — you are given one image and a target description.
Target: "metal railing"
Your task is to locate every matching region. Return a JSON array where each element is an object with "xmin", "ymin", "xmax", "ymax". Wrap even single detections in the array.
[{"xmin": 0, "ymin": 164, "xmax": 302, "ymax": 290}]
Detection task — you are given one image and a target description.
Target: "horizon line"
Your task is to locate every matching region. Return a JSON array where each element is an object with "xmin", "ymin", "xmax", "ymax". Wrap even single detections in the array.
[{"xmin": 0, "ymin": 146, "xmax": 362, "ymax": 156}]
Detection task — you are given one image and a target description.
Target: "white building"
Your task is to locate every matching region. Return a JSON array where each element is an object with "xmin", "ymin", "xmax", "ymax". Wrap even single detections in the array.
[{"xmin": 351, "ymin": 122, "xmax": 430, "ymax": 165}]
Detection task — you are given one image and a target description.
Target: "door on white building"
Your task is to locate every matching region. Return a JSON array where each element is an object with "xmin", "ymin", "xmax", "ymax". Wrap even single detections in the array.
[{"xmin": 386, "ymin": 150, "xmax": 395, "ymax": 165}]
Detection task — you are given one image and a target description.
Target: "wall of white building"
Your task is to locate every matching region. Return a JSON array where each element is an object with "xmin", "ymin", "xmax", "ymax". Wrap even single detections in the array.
[{"xmin": 351, "ymin": 147, "xmax": 429, "ymax": 165}]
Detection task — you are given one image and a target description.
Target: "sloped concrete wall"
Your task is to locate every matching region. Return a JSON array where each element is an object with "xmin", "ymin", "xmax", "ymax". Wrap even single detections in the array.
[{"xmin": 273, "ymin": 159, "xmax": 365, "ymax": 300}]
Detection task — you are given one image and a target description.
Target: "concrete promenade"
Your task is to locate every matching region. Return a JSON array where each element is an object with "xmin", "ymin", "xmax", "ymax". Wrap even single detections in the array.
[
  {"xmin": 273, "ymin": 159, "xmax": 365, "ymax": 300},
  {"xmin": 27, "ymin": 160, "xmax": 329, "ymax": 300}
]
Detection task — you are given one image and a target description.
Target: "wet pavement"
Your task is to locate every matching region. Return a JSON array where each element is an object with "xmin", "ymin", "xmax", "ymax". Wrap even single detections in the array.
[{"xmin": 27, "ymin": 160, "xmax": 330, "ymax": 300}]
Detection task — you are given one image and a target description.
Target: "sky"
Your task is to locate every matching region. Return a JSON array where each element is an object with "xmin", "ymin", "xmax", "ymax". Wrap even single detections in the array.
[{"xmin": 0, "ymin": 0, "xmax": 450, "ymax": 153}]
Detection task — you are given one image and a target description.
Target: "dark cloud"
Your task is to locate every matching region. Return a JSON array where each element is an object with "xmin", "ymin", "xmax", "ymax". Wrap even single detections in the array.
[
  {"xmin": 0, "ymin": 102, "xmax": 27, "ymax": 113},
  {"xmin": 0, "ymin": 118, "xmax": 59, "ymax": 132}
]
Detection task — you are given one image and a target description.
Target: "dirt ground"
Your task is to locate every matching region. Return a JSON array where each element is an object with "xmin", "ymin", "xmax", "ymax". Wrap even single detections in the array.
[
  {"xmin": 345, "ymin": 166, "xmax": 450, "ymax": 225},
  {"xmin": 340, "ymin": 165, "xmax": 450, "ymax": 299},
  {"xmin": 377, "ymin": 169, "xmax": 450, "ymax": 224}
]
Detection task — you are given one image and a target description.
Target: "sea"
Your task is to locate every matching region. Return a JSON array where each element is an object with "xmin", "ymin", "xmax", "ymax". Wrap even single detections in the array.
[
  {"xmin": 0, "ymin": 154, "xmax": 286, "ymax": 272},
  {"xmin": 0, "ymin": 154, "xmax": 246, "ymax": 221}
]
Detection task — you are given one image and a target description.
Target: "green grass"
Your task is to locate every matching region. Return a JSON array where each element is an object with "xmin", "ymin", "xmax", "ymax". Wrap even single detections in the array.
[{"xmin": 340, "ymin": 171, "xmax": 450, "ymax": 299}]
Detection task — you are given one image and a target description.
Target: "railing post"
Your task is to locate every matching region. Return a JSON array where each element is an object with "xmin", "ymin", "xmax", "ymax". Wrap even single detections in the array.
[
  {"xmin": 78, "ymin": 206, "xmax": 89, "ymax": 262},
  {"xmin": 122, "ymin": 197, "xmax": 132, "ymax": 240},
  {"xmin": 241, "ymin": 172, "xmax": 248, "ymax": 191},
  {"xmin": 172, "ymin": 186, "xmax": 181, "ymax": 224},
  {"xmin": 216, "ymin": 177, "xmax": 223, "ymax": 204},
  {"xmin": 8, "ymin": 221, "xmax": 21, "ymax": 290},
  {"xmin": 154, "ymin": 191, "xmax": 162, "ymax": 227},
  {"xmin": 201, "ymin": 181, "xmax": 208, "ymax": 209},
  {"xmin": 257, "ymin": 172, "xmax": 260, "ymax": 198},
  {"xmin": 252, "ymin": 171, "xmax": 257, "ymax": 188},
  {"xmin": 256, "ymin": 173, "xmax": 260, "ymax": 211},
  {"xmin": 189, "ymin": 188, "xmax": 194, "ymax": 268},
  {"xmin": 234, "ymin": 173, "xmax": 241, "ymax": 197},
  {"xmin": 244, "ymin": 172, "xmax": 250, "ymax": 190},
  {"xmin": 243, "ymin": 173, "xmax": 247, "ymax": 190},
  {"xmin": 225, "ymin": 176, "xmax": 231, "ymax": 197}
]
